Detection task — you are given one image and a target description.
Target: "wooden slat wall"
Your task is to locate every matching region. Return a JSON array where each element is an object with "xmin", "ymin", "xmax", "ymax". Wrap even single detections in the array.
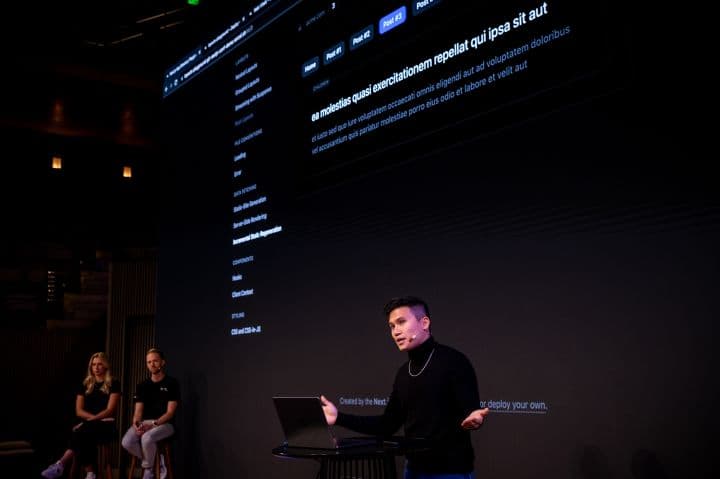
[{"xmin": 105, "ymin": 253, "xmax": 158, "ymax": 473}]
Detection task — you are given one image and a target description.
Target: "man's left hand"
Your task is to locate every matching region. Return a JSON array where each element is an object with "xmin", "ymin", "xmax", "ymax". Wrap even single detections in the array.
[{"xmin": 460, "ymin": 407, "xmax": 490, "ymax": 430}]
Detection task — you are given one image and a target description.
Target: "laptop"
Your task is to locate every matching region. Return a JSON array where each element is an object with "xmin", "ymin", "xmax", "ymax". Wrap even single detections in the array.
[{"xmin": 272, "ymin": 396, "xmax": 378, "ymax": 449}]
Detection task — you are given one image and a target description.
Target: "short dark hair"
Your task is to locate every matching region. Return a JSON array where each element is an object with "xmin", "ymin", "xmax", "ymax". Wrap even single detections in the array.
[
  {"xmin": 146, "ymin": 348, "xmax": 165, "ymax": 359},
  {"xmin": 383, "ymin": 296, "xmax": 430, "ymax": 319}
]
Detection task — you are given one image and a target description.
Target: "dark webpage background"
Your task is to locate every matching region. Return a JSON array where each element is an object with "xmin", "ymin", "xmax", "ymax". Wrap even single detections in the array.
[{"xmin": 158, "ymin": 1, "xmax": 715, "ymax": 478}]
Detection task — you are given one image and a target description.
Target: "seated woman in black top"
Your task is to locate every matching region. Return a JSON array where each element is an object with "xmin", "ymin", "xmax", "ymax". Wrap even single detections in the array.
[{"xmin": 41, "ymin": 352, "xmax": 121, "ymax": 479}]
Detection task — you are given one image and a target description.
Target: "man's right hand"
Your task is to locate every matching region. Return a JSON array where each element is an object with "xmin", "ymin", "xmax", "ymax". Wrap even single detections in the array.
[
  {"xmin": 460, "ymin": 407, "xmax": 490, "ymax": 430},
  {"xmin": 320, "ymin": 395, "xmax": 337, "ymax": 425}
]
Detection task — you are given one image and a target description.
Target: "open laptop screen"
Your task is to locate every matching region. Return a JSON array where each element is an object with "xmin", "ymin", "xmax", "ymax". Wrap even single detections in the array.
[{"xmin": 272, "ymin": 396, "xmax": 377, "ymax": 449}]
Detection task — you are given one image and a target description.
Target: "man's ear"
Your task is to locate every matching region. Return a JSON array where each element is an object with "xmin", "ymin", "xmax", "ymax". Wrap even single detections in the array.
[{"xmin": 422, "ymin": 316, "xmax": 431, "ymax": 331}]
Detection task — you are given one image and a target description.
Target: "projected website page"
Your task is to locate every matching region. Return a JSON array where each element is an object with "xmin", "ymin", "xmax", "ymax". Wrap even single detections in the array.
[
  {"xmin": 163, "ymin": 0, "xmax": 612, "ymax": 336},
  {"xmin": 158, "ymin": 1, "xmax": 713, "ymax": 478}
]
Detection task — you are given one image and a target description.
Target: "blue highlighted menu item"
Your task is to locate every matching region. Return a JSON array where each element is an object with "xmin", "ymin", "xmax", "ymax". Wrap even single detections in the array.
[{"xmin": 379, "ymin": 7, "xmax": 407, "ymax": 35}]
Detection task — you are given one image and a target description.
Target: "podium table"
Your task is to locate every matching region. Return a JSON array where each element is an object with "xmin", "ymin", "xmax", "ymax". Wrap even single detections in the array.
[{"xmin": 272, "ymin": 438, "xmax": 429, "ymax": 479}]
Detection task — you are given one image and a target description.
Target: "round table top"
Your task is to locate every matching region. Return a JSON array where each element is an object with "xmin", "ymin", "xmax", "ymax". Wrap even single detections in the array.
[{"xmin": 272, "ymin": 437, "xmax": 431, "ymax": 458}]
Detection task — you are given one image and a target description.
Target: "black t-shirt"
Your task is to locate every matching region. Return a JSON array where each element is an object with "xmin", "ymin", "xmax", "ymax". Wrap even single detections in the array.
[
  {"xmin": 134, "ymin": 376, "xmax": 181, "ymax": 421},
  {"xmin": 76, "ymin": 379, "xmax": 121, "ymax": 415}
]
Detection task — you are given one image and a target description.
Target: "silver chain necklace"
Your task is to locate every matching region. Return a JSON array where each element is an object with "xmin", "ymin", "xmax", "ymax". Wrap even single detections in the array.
[{"xmin": 408, "ymin": 348, "xmax": 435, "ymax": 377}]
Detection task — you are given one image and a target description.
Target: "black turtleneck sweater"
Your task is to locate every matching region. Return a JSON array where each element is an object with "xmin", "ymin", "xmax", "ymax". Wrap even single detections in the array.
[{"xmin": 336, "ymin": 337, "xmax": 480, "ymax": 473}]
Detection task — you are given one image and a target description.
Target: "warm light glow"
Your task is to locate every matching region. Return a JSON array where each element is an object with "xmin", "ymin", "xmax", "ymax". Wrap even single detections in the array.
[
  {"xmin": 121, "ymin": 106, "xmax": 136, "ymax": 135},
  {"xmin": 51, "ymin": 156, "xmax": 62, "ymax": 169},
  {"xmin": 123, "ymin": 166, "xmax": 132, "ymax": 178},
  {"xmin": 52, "ymin": 99, "xmax": 64, "ymax": 123}
]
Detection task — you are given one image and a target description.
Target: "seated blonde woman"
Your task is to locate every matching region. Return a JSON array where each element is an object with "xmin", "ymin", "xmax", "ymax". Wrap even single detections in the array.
[{"xmin": 41, "ymin": 352, "xmax": 121, "ymax": 479}]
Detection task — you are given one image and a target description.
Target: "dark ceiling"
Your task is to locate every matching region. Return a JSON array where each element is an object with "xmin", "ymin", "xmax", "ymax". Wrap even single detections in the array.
[
  {"xmin": 4, "ymin": 1, "xmax": 248, "ymax": 88},
  {"xmin": 1, "ymin": 1, "xmax": 253, "ymax": 249},
  {"xmin": 1, "ymin": 0, "xmax": 256, "ymax": 150}
]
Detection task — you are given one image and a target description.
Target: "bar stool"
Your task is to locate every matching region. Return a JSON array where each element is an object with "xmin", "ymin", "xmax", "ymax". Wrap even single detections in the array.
[
  {"xmin": 126, "ymin": 439, "xmax": 173, "ymax": 479},
  {"xmin": 69, "ymin": 443, "xmax": 113, "ymax": 479}
]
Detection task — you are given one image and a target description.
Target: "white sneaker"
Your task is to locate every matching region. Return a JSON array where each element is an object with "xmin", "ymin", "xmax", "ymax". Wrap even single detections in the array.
[
  {"xmin": 159, "ymin": 454, "xmax": 168, "ymax": 479},
  {"xmin": 85, "ymin": 472, "xmax": 97, "ymax": 479},
  {"xmin": 142, "ymin": 467, "xmax": 155, "ymax": 479},
  {"xmin": 40, "ymin": 462, "xmax": 64, "ymax": 479}
]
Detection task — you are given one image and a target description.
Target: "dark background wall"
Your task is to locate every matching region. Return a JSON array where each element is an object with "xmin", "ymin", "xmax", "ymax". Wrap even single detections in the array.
[
  {"xmin": 0, "ymin": 1, "xmax": 715, "ymax": 479},
  {"xmin": 156, "ymin": 1, "xmax": 716, "ymax": 479}
]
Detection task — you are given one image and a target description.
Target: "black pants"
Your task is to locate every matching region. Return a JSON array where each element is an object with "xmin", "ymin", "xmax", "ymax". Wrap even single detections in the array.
[{"xmin": 68, "ymin": 421, "xmax": 115, "ymax": 467}]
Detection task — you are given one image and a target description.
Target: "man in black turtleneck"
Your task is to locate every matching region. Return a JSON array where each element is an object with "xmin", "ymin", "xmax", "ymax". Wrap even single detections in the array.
[{"xmin": 321, "ymin": 296, "xmax": 489, "ymax": 479}]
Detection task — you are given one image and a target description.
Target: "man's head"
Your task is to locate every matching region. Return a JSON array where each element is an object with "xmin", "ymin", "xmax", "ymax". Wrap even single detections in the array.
[
  {"xmin": 146, "ymin": 348, "xmax": 166, "ymax": 378},
  {"xmin": 384, "ymin": 296, "xmax": 431, "ymax": 351}
]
